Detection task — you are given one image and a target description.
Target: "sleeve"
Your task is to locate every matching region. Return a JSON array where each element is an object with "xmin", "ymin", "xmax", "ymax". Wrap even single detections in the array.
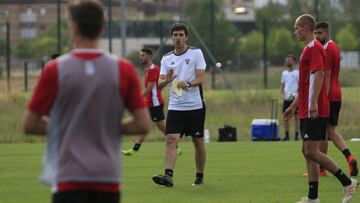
[
  {"xmin": 27, "ymin": 60, "xmax": 59, "ymax": 116},
  {"xmin": 147, "ymin": 68, "xmax": 159, "ymax": 83},
  {"xmin": 159, "ymin": 57, "xmax": 168, "ymax": 75},
  {"xmin": 325, "ymin": 47, "xmax": 334, "ymax": 72},
  {"xmin": 281, "ymin": 71, "xmax": 285, "ymax": 83},
  {"xmin": 310, "ymin": 46, "xmax": 325, "ymax": 73},
  {"xmin": 196, "ymin": 49, "xmax": 206, "ymax": 70},
  {"xmin": 119, "ymin": 59, "xmax": 146, "ymax": 112}
]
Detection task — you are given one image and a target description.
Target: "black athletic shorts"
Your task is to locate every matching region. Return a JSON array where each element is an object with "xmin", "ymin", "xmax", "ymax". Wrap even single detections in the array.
[
  {"xmin": 53, "ymin": 191, "xmax": 120, "ymax": 203},
  {"xmin": 149, "ymin": 105, "xmax": 165, "ymax": 122},
  {"xmin": 165, "ymin": 108, "xmax": 206, "ymax": 138},
  {"xmin": 328, "ymin": 101, "xmax": 341, "ymax": 126},
  {"xmin": 300, "ymin": 118, "xmax": 328, "ymax": 141},
  {"xmin": 282, "ymin": 100, "xmax": 298, "ymax": 114}
]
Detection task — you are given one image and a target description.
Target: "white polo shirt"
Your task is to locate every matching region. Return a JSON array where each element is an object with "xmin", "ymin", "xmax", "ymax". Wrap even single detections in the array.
[
  {"xmin": 281, "ymin": 68, "xmax": 299, "ymax": 100},
  {"xmin": 160, "ymin": 46, "xmax": 206, "ymax": 111}
]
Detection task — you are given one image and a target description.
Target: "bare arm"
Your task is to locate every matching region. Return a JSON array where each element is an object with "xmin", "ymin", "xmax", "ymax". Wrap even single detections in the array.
[
  {"xmin": 281, "ymin": 83, "xmax": 285, "ymax": 99},
  {"xmin": 143, "ymin": 82, "xmax": 155, "ymax": 96},
  {"xmin": 121, "ymin": 108, "xmax": 151, "ymax": 135},
  {"xmin": 23, "ymin": 110, "xmax": 47, "ymax": 135},
  {"xmin": 309, "ymin": 71, "xmax": 325, "ymax": 118}
]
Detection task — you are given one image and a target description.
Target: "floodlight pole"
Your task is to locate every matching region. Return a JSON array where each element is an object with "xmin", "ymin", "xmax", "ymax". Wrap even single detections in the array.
[
  {"xmin": 210, "ymin": 0, "xmax": 216, "ymax": 89},
  {"xmin": 263, "ymin": 20, "xmax": 268, "ymax": 89},
  {"xmin": 314, "ymin": 0, "xmax": 319, "ymax": 21},
  {"xmin": 120, "ymin": 0, "xmax": 127, "ymax": 57},
  {"xmin": 57, "ymin": 0, "xmax": 61, "ymax": 54},
  {"xmin": 108, "ymin": 0, "xmax": 113, "ymax": 53},
  {"xmin": 6, "ymin": 20, "xmax": 10, "ymax": 91}
]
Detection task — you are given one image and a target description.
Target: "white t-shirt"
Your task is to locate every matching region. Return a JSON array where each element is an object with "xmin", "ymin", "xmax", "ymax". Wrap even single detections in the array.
[
  {"xmin": 281, "ymin": 68, "xmax": 299, "ymax": 100},
  {"xmin": 160, "ymin": 47, "xmax": 206, "ymax": 111}
]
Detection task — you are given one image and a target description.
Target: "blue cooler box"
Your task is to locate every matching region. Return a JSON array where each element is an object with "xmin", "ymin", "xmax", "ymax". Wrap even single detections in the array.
[{"xmin": 251, "ymin": 119, "xmax": 280, "ymax": 141}]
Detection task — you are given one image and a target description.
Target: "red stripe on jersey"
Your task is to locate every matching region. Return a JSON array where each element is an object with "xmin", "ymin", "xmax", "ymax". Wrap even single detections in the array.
[
  {"xmin": 298, "ymin": 40, "xmax": 329, "ymax": 119},
  {"xmin": 72, "ymin": 50, "xmax": 103, "ymax": 60},
  {"xmin": 325, "ymin": 41, "xmax": 342, "ymax": 101},
  {"xmin": 144, "ymin": 64, "xmax": 164, "ymax": 107},
  {"xmin": 57, "ymin": 182, "xmax": 120, "ymax": 192},
  {"xmin": 28, "ymin": 60, "xmax": 58, "ymax": 115}
]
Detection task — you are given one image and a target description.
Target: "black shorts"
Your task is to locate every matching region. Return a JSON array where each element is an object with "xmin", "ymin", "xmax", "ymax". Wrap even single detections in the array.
[
  {"xmin": 300, "ymin": 118, "xmax": 328, "ymax": 141},
  {"xmin": 165, "ymin": 108, "xmax": 206, "ymax": 138},
  {"xmin": 282, "ymin": 100, "xmax": 298, "ymax": 114},
  {"xmin": 53, "ymin": 191, "xmax": 120, "ymax": 203},
  {"xmin": 328, "ymin": 101, "xmax": 341, "ymax": 126},
  {"xmin": 149, "ymin": 105, "xmax": 165, "ymax": 122}
]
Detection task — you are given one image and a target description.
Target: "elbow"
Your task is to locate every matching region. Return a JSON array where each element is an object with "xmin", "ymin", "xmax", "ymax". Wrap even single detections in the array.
[{"xmin": 22, "ymin": 121, "xmax": 32, "ymax": 135}]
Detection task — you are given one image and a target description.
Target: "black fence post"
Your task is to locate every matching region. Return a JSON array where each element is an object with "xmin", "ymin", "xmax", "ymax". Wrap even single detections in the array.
[{"xmin": 24, "ymin": 61, "xmax": 28, "ymax": 92}]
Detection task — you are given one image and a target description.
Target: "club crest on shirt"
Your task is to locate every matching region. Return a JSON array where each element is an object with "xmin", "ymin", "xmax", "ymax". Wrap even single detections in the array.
[
  {"xmin": 171, "ymin": 61, "xmax": 175, "ymax": 65},
  {"xmin": 185, "ymin": 59, "xmax": 190, "ymax": 65}
]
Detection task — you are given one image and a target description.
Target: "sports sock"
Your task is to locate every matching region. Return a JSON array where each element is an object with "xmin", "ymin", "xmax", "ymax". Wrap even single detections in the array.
[
  {"xmin": 295, "ymin": 131, "xmax": 299, "ymax": 138},
  {"xmin": 334, "ymin": 168, "xmax": 352, "ymax": 186},
  {"xmin": 342, "ymin": 149, "xmax": 351, "ymax": 159},
  {"xmin": 165, "ymin": 169, "xmax": 173, "ymax": 177},
  {"xmin": 196, "ymin": 173, "xmax": 203, "ymax": 179},
  {"xmin": 308, "ymin": 181, "xmax": 318, "ymax": 200},
  {"xmin": 133, "ymin": 143, "xmax": 141, "ymax": 151}
]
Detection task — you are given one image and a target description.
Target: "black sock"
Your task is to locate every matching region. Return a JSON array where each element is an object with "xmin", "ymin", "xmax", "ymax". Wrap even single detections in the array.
[
  {"xmin": 196, "ymin": 173, "xmax": 203, "ymax": 179},
  {"xmin": 295, "ymin": 131, "xmax": 299, "ymax": 138},
  {"xmin": 342, "ymin": 149, "xmax": 351, "ymax": 159},
  {"xmin": 308, "ymin": 181, "xmax": 318, "ymax": 200},
  {"xmin": 133, "ymin": 143, "xmax": 141, "ymax": 151},
  {"xmin": 165, "ymin": 169, "xmax": 173, "ymax": 177},
  {"xmin": 334, "ymin": 168, "xmax": 352, "ymax": 186},
  {"xmin": 285, "ymin": 131, "xmax": 289, "ymax": 138}
]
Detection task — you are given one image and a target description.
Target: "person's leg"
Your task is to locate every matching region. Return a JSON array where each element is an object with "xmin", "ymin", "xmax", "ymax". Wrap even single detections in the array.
[
  {"xmin": 192, "ymin": 136, "xmax": 206, "ymax": 175},
  {"xmin": 282, "ymin": 100, "xmax": 290, "ymax": 141},
  {"xmin": 164, "ymin": 134, "xmax": 181, "ymax": 173},
  {"xmin": 328, "ymin": 125, "xmax": 358, "ymax": 176}
]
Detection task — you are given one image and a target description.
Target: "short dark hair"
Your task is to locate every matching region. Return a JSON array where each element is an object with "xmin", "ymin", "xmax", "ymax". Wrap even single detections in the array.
[
  {"xmin": 316, "ymin": 21, "xmax": 330, "ymax": 33},
  {"xmin": 68, "ymin": 0, "xmax": 105, "ymax": 40},
  {"xmin": 51, "ymin": 53, "xmax": 60, "ymax": 60},
  {"xmin": 286, "ymin": 54, "xmax": 296, "ymax": 61},
  {"xmin": 141, "ymin": 48, "xmax": 153, "ymax": 56},
  {"xmin": 170, "ymin": 23, "xmax": 188, "ymax": 36}
]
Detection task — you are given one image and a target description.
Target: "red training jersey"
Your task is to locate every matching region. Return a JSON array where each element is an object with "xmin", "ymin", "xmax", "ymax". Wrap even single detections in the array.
[
  {"xmin": 144, "ymin": 64, "xmax": 164, "ymax": 107},
  {"xmin": 298, "ymin": 40, "xmax": 329, "ymax": 119},
  {"xmin": 324, "ymin": 40, "xmax": 342, "ymax": 101}
]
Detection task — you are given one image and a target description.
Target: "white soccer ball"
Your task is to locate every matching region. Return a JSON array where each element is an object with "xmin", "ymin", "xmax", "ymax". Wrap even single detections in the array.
[{"xmin": 215, "ymin": 62, "xmax": 222, "ymax": 69}]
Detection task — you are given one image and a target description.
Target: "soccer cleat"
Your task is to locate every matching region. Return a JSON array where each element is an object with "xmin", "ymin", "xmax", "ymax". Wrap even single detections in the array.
[
  {"xmin": 152, "ymin": 174, "xmax": 173, "ymax": 187},
  {"xmin": 303, "ymin": 169, "xmax": 327, "ymax": 177},
  {"xmin": 122, "ymin": 148, "xmax": 135, "ymax": 156},
  {"xmin": 192, "ymin": 177, "xmax": 204, "ymax": 186},
  {"xmin": 347, "ymin": 155, "xmax": 358, "ymax": 176},
  {"xmin": 295, "ymin": 197, "xmax": 320, "ymax": 203},
  {"xmin": 176, "ymin": 146, "xmax": 182, "ymax": 156},
  {"xmin": 342, "ymin": 179, "xmax": 359, "ymax": 203}
]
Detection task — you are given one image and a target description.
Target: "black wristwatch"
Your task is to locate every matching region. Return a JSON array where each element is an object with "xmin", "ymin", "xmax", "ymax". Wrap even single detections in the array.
[{"xmin": 186, "ymin": 81, "xmax": 192, "ymax": 88}]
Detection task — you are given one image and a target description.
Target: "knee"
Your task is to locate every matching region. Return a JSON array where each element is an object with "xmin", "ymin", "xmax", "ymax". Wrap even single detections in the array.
[
  {"xmin": 192, "ymin": 138, "xmax": 204, "ymax": 147},
  {"xmin": 303, "ymin": 149, "xmax": 318, "ymax": 159},
  {"xmin": 166, "ymin": 136, "xmax": 178, "ymax": 146}
]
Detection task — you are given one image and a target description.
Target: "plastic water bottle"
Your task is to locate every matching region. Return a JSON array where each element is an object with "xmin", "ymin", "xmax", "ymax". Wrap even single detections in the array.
[{"xmin": 204, "ymin": 129, "xmax": 210, "ymax": 143}]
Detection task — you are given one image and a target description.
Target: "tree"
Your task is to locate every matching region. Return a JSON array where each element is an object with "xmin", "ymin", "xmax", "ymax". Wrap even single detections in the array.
[
  {"xmin": 14, "ymin": 39, "xmax": 33, "ymax": 60},
  {"xmin": 185, "ymin": 0, "xmax": 238, "ymax": 66},
  {"xmin": 255, "ymin": 1, "xmax": 287, "ymax": 31},
  {"xmin": 238, "ymin": 30, "xmax": 263, "ymax": 70},
  {"xmin": 336, "ymin": 24, "xmax": 359, "ymax": 51},
  {"xmin": 268, "ymin": 28, "xmax": 298, "ymax": 65}
]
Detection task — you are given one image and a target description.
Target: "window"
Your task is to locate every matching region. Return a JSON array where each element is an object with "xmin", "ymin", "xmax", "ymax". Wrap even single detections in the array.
[
  {"xmin": 40, "ymin": 6, "xmax": 46, "ymax": 16},
  {"xmin": 20, "ymin": 8, "xmax": 37, "ymax": 22},
  {"xmin": 20, "ymin": 28, "xmax": 37, "ymax": 38}
]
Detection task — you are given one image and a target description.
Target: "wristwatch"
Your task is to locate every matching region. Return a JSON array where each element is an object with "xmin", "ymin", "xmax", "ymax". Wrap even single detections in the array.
[{"xmin": 186, "ymin": 81, "xmax": 192, "ymax": 88}]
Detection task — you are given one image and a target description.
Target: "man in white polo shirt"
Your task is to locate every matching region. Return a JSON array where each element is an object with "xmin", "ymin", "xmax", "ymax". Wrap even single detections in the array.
[
  {"xmin": 280, "ymin": 54, "xmax": 299, "ymax": 141},
  {"xmin": 152, "ymin": 23, "xmax": 207, "ymax": 187}
]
